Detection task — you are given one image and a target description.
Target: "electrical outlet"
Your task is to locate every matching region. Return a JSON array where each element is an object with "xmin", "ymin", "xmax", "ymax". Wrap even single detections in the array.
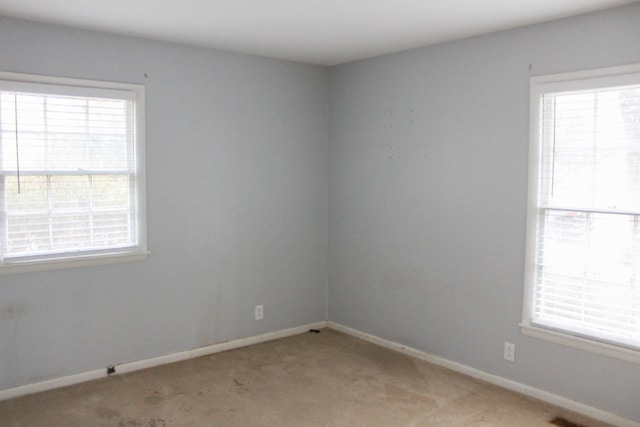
[
  {"xmin": 504, "ymin": 342, "xmax": 516, "ymax": 362},
  {"xmin": 255, "ymin": 305, "xmax": 264, "ymax": 321}
]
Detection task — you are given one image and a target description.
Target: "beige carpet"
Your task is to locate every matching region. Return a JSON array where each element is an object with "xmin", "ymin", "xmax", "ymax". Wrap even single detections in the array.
[{"xmin": 0, "ymin": 329, "xmax": 611, "ymax": 426}]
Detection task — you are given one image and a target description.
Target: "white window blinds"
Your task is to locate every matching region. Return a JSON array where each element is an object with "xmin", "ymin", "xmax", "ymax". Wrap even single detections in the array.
[
  {"xmin": 527, "ymin": 70, "xmax": 640, "ymax": 352},
  {"xmin": 0, "ymin": 74, "xmax": 146, "ymax": 269}
]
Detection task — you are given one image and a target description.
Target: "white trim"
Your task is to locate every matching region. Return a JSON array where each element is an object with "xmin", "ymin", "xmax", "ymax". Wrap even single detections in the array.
[
  {"xmin": 114, "ymin": 321, "xmax": 327, "ymax": 375},
  {"xmin": 0, "ymin": 79, "xmax": 137, "ymax": 100},
  {"xmin": 0, "ymin": 251, "xmax": 149, "ymax": 275},
  {"xmin": 327, "ymin": 322, "xmax": 640, "ymax": 427},
  {"xmin": 530, "ymin": 62, "xmax": 640, "ymax": 85},
  {"xmin": 0, "ymin": 71, "xmax": 144, "ymax": 94},
  {"xmin": 0, "ymin": 368, "xmax": 107, "ymax": 403},
  {"xmin": 520, "ymin": 324, "xmax": 640, "ymax": 365},
  {"xmin": 0, "ymin": 321, "xmax": 327, "ymax": 402},
  {"xmin": 522, "ymin": 74, "xmax": 542, "ymax": 327},
  {"xmin": 134, "ymin": 83, "xmax": 148, "ymax": 259}
]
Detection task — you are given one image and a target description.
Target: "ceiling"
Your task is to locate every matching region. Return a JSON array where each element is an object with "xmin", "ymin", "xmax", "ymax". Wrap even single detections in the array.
[{"xmin": 1, "ymin": 0, "xmax": 637, "ymax": 66}]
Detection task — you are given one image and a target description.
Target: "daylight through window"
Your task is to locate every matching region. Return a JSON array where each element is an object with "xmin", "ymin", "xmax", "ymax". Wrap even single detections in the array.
[
  {"xmin": 523, "ymin": 65, "xmax": 640, "ymax": 361},
  {"xmin": 0, "ymin": 73, "xmax": 146, "ymax": 272}
]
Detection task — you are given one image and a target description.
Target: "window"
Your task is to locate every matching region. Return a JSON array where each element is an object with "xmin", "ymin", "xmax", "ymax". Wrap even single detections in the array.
[
  {"xmin": 523, "ymin": 64, "xmax": 640, "ymax": 363},
  {"xmin": 0, "ymin": 72, "xmax": 147, "ymax": 273}
]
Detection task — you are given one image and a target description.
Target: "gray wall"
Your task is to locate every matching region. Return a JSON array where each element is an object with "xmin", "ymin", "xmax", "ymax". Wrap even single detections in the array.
[
  {"xmin": 0, "ymin": 17, "xmax": 328, "ymax": 390},
  {"xmin": 328, "ymin": 3, "xmax": 640, "ymax": 422},
  {"xmin": 2, "ymin": 3, "xmax": 640, "ymax": 423}
]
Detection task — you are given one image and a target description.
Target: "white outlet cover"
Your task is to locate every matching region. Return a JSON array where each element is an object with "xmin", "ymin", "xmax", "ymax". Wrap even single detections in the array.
[
  {"xmin": 255, "ymin": 305, "xmax": 264, "ymax": 321},
  {"xmin": 504, "ymin": 342, "xmax": 516, "ymax": 362}
]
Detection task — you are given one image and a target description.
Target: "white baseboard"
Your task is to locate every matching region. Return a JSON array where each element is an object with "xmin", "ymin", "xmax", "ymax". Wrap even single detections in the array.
[
  {"xmin": 0, "ymin": 321, "xmax": 327, "ymax": 402},
  {"xmin": 327, "ymin": 321, "xmax": 639, "ymax": 427},
  {"xmin": 0, "ymin": 368, "xmax": 107, "ymax": 402},
  {"xmin": 4, "ymin": 319, "xmax": 636, "ymax": 426}
]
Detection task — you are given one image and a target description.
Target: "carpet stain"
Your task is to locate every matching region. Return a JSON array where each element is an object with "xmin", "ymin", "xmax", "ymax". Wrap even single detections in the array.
[
  {"xmin": 144, "ymin": 394, "xmax": 163, "ymax": 404},
  {"xmin": 96, "ymin": 407, "xmax": 120, "ymax": 419},
  {"xmin": 117, "ymin": 418, "xmax": 166, "ymax": 427},
  {"xmin": 549, "ymin": 416, "xmax": 586, "ymax": 427}
]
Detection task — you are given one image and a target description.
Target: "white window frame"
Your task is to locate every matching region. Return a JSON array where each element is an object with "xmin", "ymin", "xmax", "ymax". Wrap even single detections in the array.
[
  {"xmin": 522, "ymin": 63, "xmax": 640, "ymax": 365},
  {"xmin": 0, "ymin": 72, "xmax": 147, "ymax": 274}
]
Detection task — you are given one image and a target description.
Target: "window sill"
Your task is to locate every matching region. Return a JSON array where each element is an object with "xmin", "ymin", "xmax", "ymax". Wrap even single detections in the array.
[
  {"xmin": 0, "ymin": 251, "xmax": 149, "ymax": 275},
  {"xmin": 520, "ymin": 323, "xmax": 640, "ymax": 365}
]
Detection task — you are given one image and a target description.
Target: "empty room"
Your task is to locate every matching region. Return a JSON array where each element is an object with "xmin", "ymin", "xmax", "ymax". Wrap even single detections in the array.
[{"xmin": 1, "ymin": 0, "xmax": 639, "ymax": 425}]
